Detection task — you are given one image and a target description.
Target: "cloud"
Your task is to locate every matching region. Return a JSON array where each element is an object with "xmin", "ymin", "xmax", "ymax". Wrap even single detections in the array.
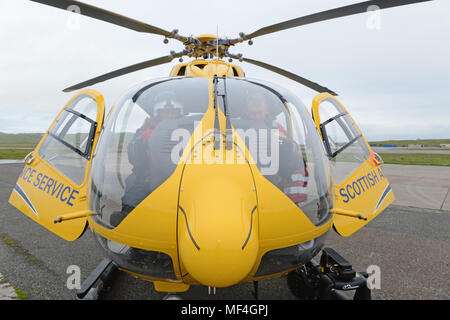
[{"xmin": 0, "ymin": 0, "xmax": 448, "ymax": 141}]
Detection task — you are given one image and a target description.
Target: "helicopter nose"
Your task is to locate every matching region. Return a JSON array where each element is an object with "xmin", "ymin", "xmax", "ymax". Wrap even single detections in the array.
[{"xmin": 178, "ymin": 163, "xmax": 259, "ymax": 287}]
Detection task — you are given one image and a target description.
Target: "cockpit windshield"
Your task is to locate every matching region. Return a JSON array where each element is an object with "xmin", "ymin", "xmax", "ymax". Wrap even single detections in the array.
[
  {"xmin": 89, "ymin": 76, "xmax": 331, "ymax": 229},
  {"xmin": 90, "ymin": 77, "xmax": 209, "ymax": 228},
  {"xmin": 224, "ymin": 78, "xmax": 332, "ymax": 226}
]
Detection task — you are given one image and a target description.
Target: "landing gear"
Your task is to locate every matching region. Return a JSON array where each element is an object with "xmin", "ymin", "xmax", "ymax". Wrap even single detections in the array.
[
  {"xmin": 287, "ymin": 247, "xmax": 371, "ymax": 300},
  {"xmin": 76, "ymin": 258, "xmax": 117, "ymax": 300},
  {"xmin": 253, "ymin": 281, "xmax": 259, "ymax": 300},
  {"xmin": 287, "ymin": 263, "xmax": 320, "ymax": 300}
]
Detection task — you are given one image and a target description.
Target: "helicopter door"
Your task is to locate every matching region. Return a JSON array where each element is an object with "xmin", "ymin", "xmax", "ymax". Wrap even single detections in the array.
[
  {"xmin": 311, "ymin": 93, "xmax": 394, "ymax": 237},
  {"xmin": 8, "ymin": 90, "xmax": 105, "ymax": 241}
]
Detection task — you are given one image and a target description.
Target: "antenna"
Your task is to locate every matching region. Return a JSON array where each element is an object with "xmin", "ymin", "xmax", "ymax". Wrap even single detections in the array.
[{"xmin": 216, "ymin": 24, "xmax": 219, "ymax": 60}]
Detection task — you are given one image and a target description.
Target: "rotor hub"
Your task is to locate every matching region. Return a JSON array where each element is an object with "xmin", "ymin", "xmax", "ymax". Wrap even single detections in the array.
[{"xmin": 174, "ymin": 33, "xmax": 240, "ymax": 60}]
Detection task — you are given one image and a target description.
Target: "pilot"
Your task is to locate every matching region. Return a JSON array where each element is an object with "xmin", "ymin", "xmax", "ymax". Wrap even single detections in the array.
[
  {"xmin": 110, "ymin": 92, "xmax": 183, "ymax": 227},
  {"xmin": 244, "ymin": 92, "xmax": 309, "ymax": 204}
]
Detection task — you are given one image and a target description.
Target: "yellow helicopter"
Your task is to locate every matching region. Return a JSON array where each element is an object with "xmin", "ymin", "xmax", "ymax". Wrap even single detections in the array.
[{"xmin": 9, "ymin": 0, "xmax": 432, "ymax": 300}]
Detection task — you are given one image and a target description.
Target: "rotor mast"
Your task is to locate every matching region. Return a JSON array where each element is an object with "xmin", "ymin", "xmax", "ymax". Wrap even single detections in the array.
[{"xmin": 167, "ymin": 33, "xmax": 241, "ymax": 62}]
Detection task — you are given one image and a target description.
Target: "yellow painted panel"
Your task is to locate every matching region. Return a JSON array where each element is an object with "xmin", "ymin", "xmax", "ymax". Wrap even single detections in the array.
[
  {"xmin": 8, "ymin": 89, "xmax": 105, "ymax": 241},
  {"xmin": 311, "ymin": 93, "xmax": 395, "ymax": 237}
]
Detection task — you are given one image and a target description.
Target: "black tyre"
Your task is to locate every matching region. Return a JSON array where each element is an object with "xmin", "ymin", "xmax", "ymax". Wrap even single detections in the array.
[{"xmin": 286, "ymin": 266, "xmax": 319, "ymax": 300}]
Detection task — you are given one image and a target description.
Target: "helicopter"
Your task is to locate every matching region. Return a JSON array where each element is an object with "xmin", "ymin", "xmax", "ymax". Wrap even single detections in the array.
[{"xmin": 8, "ymin": 0, "xmax": 433, "ymax": 300}]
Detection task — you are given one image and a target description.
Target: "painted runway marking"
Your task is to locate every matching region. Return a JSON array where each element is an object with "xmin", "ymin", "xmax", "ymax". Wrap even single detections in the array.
[{"xmin": 440, "ymin": 186, "xmax": 450, "ymax": 211}]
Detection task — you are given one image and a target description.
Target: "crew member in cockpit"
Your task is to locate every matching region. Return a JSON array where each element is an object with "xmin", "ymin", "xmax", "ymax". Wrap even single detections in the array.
[
  {"xmin": 110, "ymin": 92, "xmax": 183, "ymax": 227},
  {"xmin": 244, "ymin": 93, "xmax": 289, "ymax": 138},
  {"xmin": 244, "ymin": 93, "xmax": 309, "ymax": 204}
]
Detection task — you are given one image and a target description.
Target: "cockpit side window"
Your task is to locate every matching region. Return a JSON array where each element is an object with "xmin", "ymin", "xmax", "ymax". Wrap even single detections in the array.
[
  {"xmin": 318, "ymin": 98, "xmax": 370, "ymax": 184},
  {"xmin": 90, "ymin": 78, "xmax": 209, "ymax": 228},
  {"xmin": 39, "ymin": 95, "xmax": 98, "ymax": 185}
]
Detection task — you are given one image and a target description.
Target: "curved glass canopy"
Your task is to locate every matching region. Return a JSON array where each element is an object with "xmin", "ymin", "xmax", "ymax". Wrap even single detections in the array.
[
  {"xmin": 89, "ymin": 76, "xmax": 331, "ymax": 229},
  {"xmin": 224, "ymin": 78, "xmax": 332, "ymax": 226},
  {"xmin": 90, "ymin": 77, "xmax": 209, "ymax": 228}
]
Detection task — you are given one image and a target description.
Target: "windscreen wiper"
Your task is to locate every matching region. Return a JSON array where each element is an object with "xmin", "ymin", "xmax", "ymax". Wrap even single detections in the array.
[
  {"xmin": 213, "ymin": 75, "xmax": 233, "ymax": 150},
  {"xmin": 213, "ymin": 75, "xmax": 221, "ymax": 150},
  {"xmin": 222, "ymin": 76, "xmax": 232, "ymax": 150}
]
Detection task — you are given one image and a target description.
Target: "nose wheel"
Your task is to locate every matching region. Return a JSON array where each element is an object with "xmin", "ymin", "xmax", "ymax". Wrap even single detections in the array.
[{"xmin": 287, "ymin": 248, "xmax": 371, "ymax": 300}]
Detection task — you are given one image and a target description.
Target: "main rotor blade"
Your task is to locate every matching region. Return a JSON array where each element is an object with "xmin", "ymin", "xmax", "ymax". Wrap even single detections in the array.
[
  {"xmin": 245, "ymin": 0, "xmax": 432, "ymax": 39},
  {"xmin": 63, "ymin": 54, "xmax": 177, "ymax": 92},
  {"xmin": 30, "ymin": 0, "xmax": 173, "ymax": 37},
  {"xmin": 241, "ymin": 57, "xmax": 337, "ymax": 96}
]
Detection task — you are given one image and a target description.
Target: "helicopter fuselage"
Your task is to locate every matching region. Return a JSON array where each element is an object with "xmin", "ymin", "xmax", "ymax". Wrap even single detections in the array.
[
  {"xmin": 9, "ymin": 58, "xmax": 395, "ymax": 294},
  {"xmin": 86, "ymin": 66, "xmax": 333, "ymax": 291}
]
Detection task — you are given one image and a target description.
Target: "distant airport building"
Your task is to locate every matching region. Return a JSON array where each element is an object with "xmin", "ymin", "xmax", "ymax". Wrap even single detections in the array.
[
  {"xmin": 383, "ymin": 144, "xmax": 398, "ymax": 147},
  {"xmin": 440, "ymin": 144, "xmax": 450, "ymax": 148},
  {"xmin": 408, "ymin": 144, "xmax": 424, "ymax": 148}
]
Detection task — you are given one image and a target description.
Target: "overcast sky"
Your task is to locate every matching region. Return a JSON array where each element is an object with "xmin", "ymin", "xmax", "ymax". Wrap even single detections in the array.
[{"xmin": 1, "ymin": 0, "xmax": 449, "ymax": 140}]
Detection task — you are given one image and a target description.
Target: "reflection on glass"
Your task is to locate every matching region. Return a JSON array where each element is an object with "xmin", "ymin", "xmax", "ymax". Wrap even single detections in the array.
[
  {"xmin": 90, "ymin": 78, "xmax": 209, "ymax": 228},
  {"xmin": 38, "ymin": 96, "xmax": 97, "ymax": 185},
  {"xmin": 39, "ymin": 136, "xmax": 88, "ymax": 185},
  {"xmin": 319, "ymin": 98, "xmax": 370, "ymax": 184},
  {"xmin": 225, "ymin": 78, "xmax": 332, "ymax": 226},
  {"xmin": 94, "ymin": 232, "xmax": 176, "ymax": 279}
]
